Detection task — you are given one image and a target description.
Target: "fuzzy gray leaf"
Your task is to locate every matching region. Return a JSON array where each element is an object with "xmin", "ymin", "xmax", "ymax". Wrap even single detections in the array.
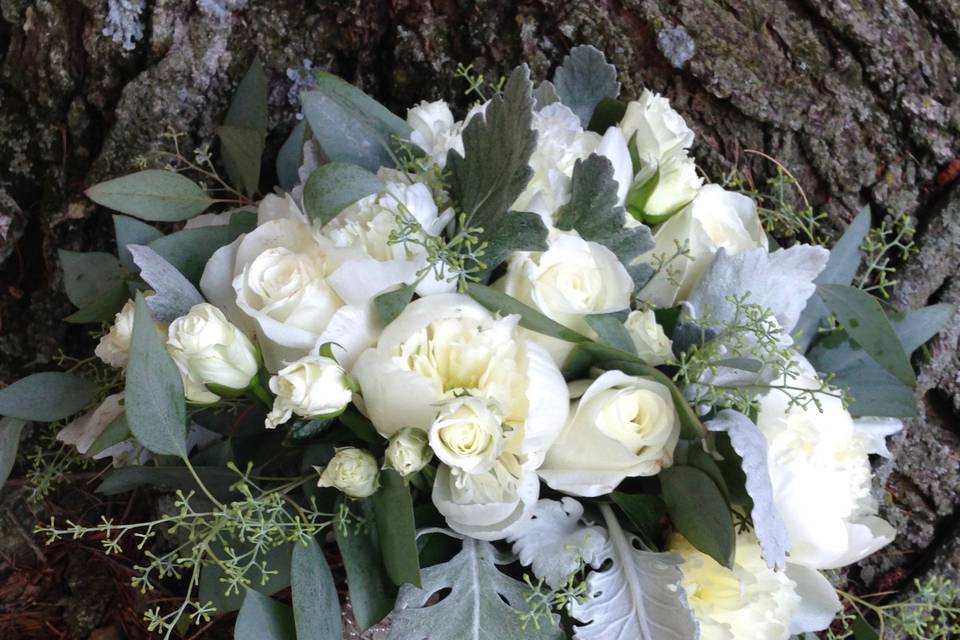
[
  {"xmin": 553, "ymin": 45, "xmax": 620, "ymax": 128},
  {"xmin": 706, "ymin": 409, "xmax": 790, "ymax": 569},
  {"xmin": 128, "ymin": 244, "xmax": 204, "ymax": 322},
  {"xmin": 532, "ymin": 80, "xmax": 560, "ymax": 109}
]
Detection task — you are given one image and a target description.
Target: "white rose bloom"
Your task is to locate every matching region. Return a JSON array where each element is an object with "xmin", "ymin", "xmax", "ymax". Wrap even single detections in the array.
[
  {"xmin": 757, "ymin": 356, "xmax": 896, "ymax": 570},
  {"xmin": 539, "ymin": 370, "xmax": 680, "ymax": 497},
  {"xmin": 406, "ymin": 99, "xmax": 487, "ymax": 167},
  {"xmin": 624, "ymin": 309, "xmax": 673, "ymax": 366},
  {"xmin": 384, "ymin": 427, "xmax": 433, "ymax": 477},
  {"xmin": 265, "ymin": 354, "xmax": 353, "ymax": 429},
  {"xmin": 671, "ymin": 533, "xmax": 800, "ymax": 640},
  {"xmin": 95, "ymin": 299, "xmax": 136, "ymax": 368},
  {"xmin": 322, "ymin": 180, "xmax": 455, "ymax": 296},
  {"xmin": 352, "ymin": 294, "xmax": 569, "ymax": 539},
  {"xmin": 316, "ymin": 447, "xmax": 380, "ymax": 499},
  {"xmin": 167, "ymin": 303, "xmax": 259, "ymax": 403},
  {"xmin": 628, "ymin": 146, "xmax": 702, "ymax": 222},
  {"xmin": 430, "ymin": 396, "xmax": 509, "ymax": 474},
  {"xmin": 200, "ymin": 196, "xmax": 414, "ymax": 371},
  {"xmin": 493, "ymin": 229, "xmax": 633, "ymax": 365},
  {"xmin": 619, "ymin": 89, "xmax": 695, "ymax": 163},
  {"xmin": 637, "ymin": 184, "xmax": 767, "ymax": 307}
]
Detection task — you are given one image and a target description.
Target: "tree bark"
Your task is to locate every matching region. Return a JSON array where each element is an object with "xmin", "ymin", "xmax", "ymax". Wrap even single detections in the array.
[{"xmin": 0, "ymin": 0, "xmax": 958, "ymax": 634}]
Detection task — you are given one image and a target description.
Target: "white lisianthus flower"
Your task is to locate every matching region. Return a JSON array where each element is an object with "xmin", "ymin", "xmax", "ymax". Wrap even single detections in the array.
[
  {"xmin": 316, "ymin": 447, "xmax": 380, "ymax": 499},
  {"xmin": 322, "ymin": 180, "xmax": 455, "ymax": 296},
  {"xmin": 619, "ymin": 89, "xmax": 695, "ymax": 163},
  {"xmin": 628, "ymin": 146, "xmax": 702, "ymax": 223},
  {"xmin": 95, "ymin": 299, "xmax": 137, "ymax": 368},
  {"xmin": 637, "ymin": 184, "xmax": 767, "ymax": 307},
  {"xmin": 384, "ymin": 427, "xmax": 433, "ymax": 477},
  {"xmin": 352, "ymin": 294, "xmax": 569, "ymax": 539},
  {"xmin": 756, "ymin": 356, "xmax": 896, "ymax": 570},
  {"xmin": 200, "ymin": 195, "xmax": 414, "ymax": 371},
  {"xmin": 429, "ymin": 397, "xmax": 509, "ymax": 474},
  {"xmin": 539, "ymin": 370, "xmax": 680, "ymax": 497},
  {"xmin": 493, "ymin": 229, "xmax": 633, "ymax": 366},
  {"xmin": 671, "ymin": 533, "xmax": 800, "ymax": 640},
  {"xmin": 265, "ymin": 354, "xmax": 354, "ymax": 429},
  {"xmin": 624, "ymin": 309, "xmax": 673, "ymax": 365},
  {"xmin": 167, "ymin": 303, "xmax": 259, "ymax": 403}
]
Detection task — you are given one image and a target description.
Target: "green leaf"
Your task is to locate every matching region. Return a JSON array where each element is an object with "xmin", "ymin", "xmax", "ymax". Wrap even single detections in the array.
[
  {"xmin": 291, "ymin": 538, "xmax": 343, "ymax": 640},
  {"xmin": 225, "ymin": 58, "xmax": 268, "ymax": 130},
  {"xmin": 302, "ymin": 162, "xmax": 383, "ymax": 226},
  {"xmin": 85, "ymin": 170, "xmax": 214, "ymax": 221},
  {"xmin": 817, "ymin": 284, "xmax": 915, "ymax": 385},
  {"xmin": 890, "ymin": 303, "xmax": 956, "ymax": 352},
  {"xmin": 64, "ymin": 281, "xmax": 130, "ymax": 324},
  {"xmin": 338, "ymin": 409, "xmax": 382, "ymax": 446},
  {"xmin": 480, "ymin": 211, "xmax": 548, "ymax": 273},
  {"xmin": 219, "ymin": 58, "xmax": 268, "ymax": 197},
  {"xmin": 87, "ymin": 413, "xmax": 132, "ymax": 457},
  {"xmin": 467, "ymin": 283, "xmax": 590, "ymax": 344},
  {"xmin": 610, "ymin": 492, "xmax": 666, "ymax": 547},
  {"xmin": 59, "ymin": 250, "xmax": 125, "ymax": 308},
  {"xmin": 125, "ymin": 293, "xmax": 187, "ymax": 457},
  {"xmin": 96, "ymin": 465, "xmax": 238, "ymax": 499},
  {"xmin": 0, "ymin": 417, "xmax": 26, "ymax": 486},
  {"xmin": 586, "ymin": 313, "xmax": 636, "ymax": 354},
  {"xmin": 113, "ymin": 214, "xmax": 163, "ymax": 270},
  {"xmin": 553, "ymin": 45, "xmax": 620, "ymax": 128},
  {"xmin": 447, "ymin": 65, "xmax": 536, "ymax": 233},
  {"xmin": 375, "ymin": 283, "xmax": 416, "ymax": 327},
  {"xmin": 301, "ymin": 72, "xmax": 411, "ymax": 172},
  {"xmin": 0, "ymin": 372, "xmax": 97, "ymax": 422},
  {"xmin": 200, "ymin": 540, "xmax": 294, "ymax": 614},
  {"xmin": 235, "ymin": 590, "xmax": 296, "ymax": 640},
  {"xmin": 660, "ymin": 465, "xmax": 735, "ymax": 568},
  {"xmin": 852, "ymin": 613, "xmax": 880, "ymax": 640},
  {"xmin": 794, "ymin": 206, "xmax": 871, "ymax": 351},
  {"xmin": 276, "ymin": 120, "xmax": 307, "ymax": 191},
  {"xmin": 336, "ymin": 498, "xmax": 396, "ymax": 631},
  {"xmin": 285, "ymin": 418, "xmax": 334, "ymax": 443},
  {"xmin": 147, "ymin": 217, "xmax": 254, "ymax": 284},
  {"xmin": 371, "ymin": 469, "xmax": 421, "ymax": 587},
  {"xmin": 587, "ymin": 97, "xmax": 627, "ymax": 133}
]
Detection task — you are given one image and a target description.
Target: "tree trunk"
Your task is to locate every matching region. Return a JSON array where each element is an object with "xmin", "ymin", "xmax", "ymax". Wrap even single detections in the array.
[{"xmin": 0, "ymin": 0, "xmax": 958, "ymax": 635}]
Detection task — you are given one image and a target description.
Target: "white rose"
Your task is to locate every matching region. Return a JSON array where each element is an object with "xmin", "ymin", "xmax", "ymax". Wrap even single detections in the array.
[
  {"xmin": 95, "ymin": 299, "xmax": 137, "ymax": 368},
  {"xmin": 352, "ymin": 294, "xmax": 569, "ymax": 539},
  {"xmin": 384, "ymin": 427, "xmax": 433, "ymax": 477},
  {"xmin": 493, "ymin": 229, "xmax": 634, "ymax": 365},
  {"xmin": 265, "ymin": 354, "xmax": 353, "ymax": 429},
  {"xmin": 429, "ymin": 397, "xmax": 509, "ymax": 474},
  {"xmin": 539, "ymin": 370, "xmax": 680, "ymax": 497},
  {"xmin": 637, "ymin": 184, "xmax": 767, "ymax": 307},
  {"xmin": 624, "ymin": 310, "xmax": 673, "ymax": 365},
  {"xmin": 627, "ymin": 146, "xmax": 702, "ymax": 223},
  {"xmin": 406, "ymin": 100, "xmax": 487, "ymax": 167},
  {"xmin": 756, "ymin": 356, "xmax": 896, "ymax": 570},
  {"xmin": 316, "ymin": 447, "xmax": 380, "ymax": 499},
  {"xmin": 167, "ymin": 303, "xmax": 259, "ymax": 403},
  {"xmin": 619, "ymin": 89, "xmax": 694, "ymax": 163}
]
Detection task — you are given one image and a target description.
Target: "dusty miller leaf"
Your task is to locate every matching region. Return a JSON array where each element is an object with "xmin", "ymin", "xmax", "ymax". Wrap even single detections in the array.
[
  {"xmin": 706, "ymin": 409, "xmax": 790, "ymax": 569},
  {"xmin": 128, "ymin": 244, "xmax": 204, "ymax": 322},
  {"xmin": 553, "ymin": 45, "xmax": 620, "ymax": 128}
]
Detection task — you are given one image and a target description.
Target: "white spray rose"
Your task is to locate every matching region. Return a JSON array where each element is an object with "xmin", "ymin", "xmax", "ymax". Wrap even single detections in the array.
[
  {"xmin": 406, "ymin": 99, "xmax": 487, "ymax": 167},
  {"xmin": 619, "ymin": 89, "xmax": 694, "ymax": 163},
  {"xmin": 756, "ymin": 356, "xmax": 896, "ymax": 570},
  {"xmin": 493, "ymin": 229, "xmax": 633, "ymax": 366},
  {"xmin": 352, "ymin": 294, "xmax": 568, "ymax": 539},
  {"xmin": 166, "ymin": 303, "xmax": 259, "ymax": 404},
  {"xmin": 316, "ymin": 447, "xmax": 380, "ymax": 499},
  {"xmin": 384, "ymin": 427, "xmax": 433, "ymax": 477},
  {"xmin": 627, "ymin": 146, "xmax": 702, "ymax": 222},
  {"xmin": 265, "ymin": 354, "xmax": 353, "ymax": 429},
  {"xmin": 637, "ymin": 184, "xmax": 767, "ymax": 307},
  {"xmin": 95, "ymin": 299, "xmax": 137, "ymax": 368},
  {"xmin": 539, "ymin": 370, "xmax": 680, "ymax": 497},
  {"xmin": 624, "ymin": 309, "xmax": 673, "ymax": 366},
  {"xmin": 429, "ymin": 397, "xmax": 509, "ymax": 474}
]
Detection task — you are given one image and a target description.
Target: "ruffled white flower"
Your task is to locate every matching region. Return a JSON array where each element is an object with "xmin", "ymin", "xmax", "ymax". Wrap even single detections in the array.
[
  {"xmin": 384, "ymin": 427, "xmax": 433, "ymax": 477},
  {"xmin": 352, "ymin": 294, "xmax": 569, "ymax": 539},
  {"xmin": 624, "ymin": 309, "xmax": 673, "ymax": 365},
  {"xmin": 539, "ymin": 370, "xmax": 680, "ymax": 496},
  {"xmin": 95, "ymin": 299, "xmax": 137, "ymax": 368},
  {"xmin": 493, "ymin": 229, "xmax": 633, "ymax": 365},
  {"xmin": 756, "ymin": 356, "xmax": 896, "ymax": 570},
  {"xmin": 406, "ymin": 99, "xmax": 487, "ymax": 167},
  {"xmin": 265, "ymin": 354, "xmax": 353, "ymax": 429},
  {"xmin": 619, "ymin": 89, "xmax": 695, "ymax": 164},
  {"xmin": 316, "ymin": 447, "xmax": 380, "ymax": 499},
  {"xmin": 637, "ymin": 184, "xmax": 767, "ymax": 307},
  {"xmin": 200, "ymin": 196, "xmax": 412, "ymax": 371}
]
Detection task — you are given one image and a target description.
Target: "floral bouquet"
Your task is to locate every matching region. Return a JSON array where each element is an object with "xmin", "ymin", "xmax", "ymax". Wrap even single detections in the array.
[{"xmin": 1, "ymin": 46, "xmax": 952, "ymax": 639}]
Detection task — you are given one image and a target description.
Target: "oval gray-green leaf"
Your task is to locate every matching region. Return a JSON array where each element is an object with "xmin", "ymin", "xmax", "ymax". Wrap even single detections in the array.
[
  {"xmin": 0, "ymin": 372, "xmax": 97, "ymax": 422},
  {"xmin": 0, "ymin": 417, "xmax": 27, "ymax": 486},
  {"xmin": 302, "ymin": 162, "xmax": 383, "ymax": 226},
  {"xmin": 660, "ymin": 465, "xmax": 736, "ymax": 569},
  {"xmin": 59, "ymin": 250, "xmax": 125, "ymax": 308},
  {"xmin": 235, "ymin": 589, "xmax": 296, "ymax": 640},
  {"xmin": 291, "ymin": 538, "xmax": 343, "ymax": 640},
  {"xmin": 86, "ymin": 170, "xmax": 214, "ymax": 221},
  {"xmin": 372, "ymin": 469, "xmax": 421, "ymax": 587}
]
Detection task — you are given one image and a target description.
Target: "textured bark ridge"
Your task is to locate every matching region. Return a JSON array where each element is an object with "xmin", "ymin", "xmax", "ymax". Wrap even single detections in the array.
[{"xmin": 0, "ymin": 0, "xmax": 958, "ymax": 631}]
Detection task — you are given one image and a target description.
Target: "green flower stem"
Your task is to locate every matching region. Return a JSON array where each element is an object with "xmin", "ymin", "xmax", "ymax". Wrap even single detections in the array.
[{"xmin": 246, "ymin": 375, "xmax": 274, "ymax": 409}]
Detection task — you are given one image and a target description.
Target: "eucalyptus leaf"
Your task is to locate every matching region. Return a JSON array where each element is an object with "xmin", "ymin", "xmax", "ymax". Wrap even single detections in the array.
[
  {"xmin": 87, "ymin": 413, "xmax": 132, "ymax": 457},
  {"xmin": 85, "ymin": 170, "xmax": 213, "ymax": 221},
  {"xmin": 125, "ymin": 293, "xmax": 187, "ymax": 457},
  {"xmin": 127, "ymin": 244, "xmax": 204, "ymax": 322},
  {"xmin": 276, "ymin": 120, "xmax": 307, "ymax": 192},
  {"xmin": 660, "ymin": 465, "xmax": 735, "ymax": 568},
  {"xmin": 59, "ymin": 250, "xmax": 125, "ymax": 308},
  {"xmin": 467, "ymin": 283, "xmax": 589, "ymax": 344},
  {"xmin": 586, "ymin": 313, "xmax": 637, "ymax": 354},
  {"xmin": 64, "ymin": 281, "xmax": 130, "ymax": 324},
  {"xmin": 147, "ymin": 218, "xmax": 254, "ymax": 284},
  {"xmin": 235, "ymin": 589, "xmax": 296, "ymax": 640},
  {"xmin": 219, "ymin": 58, "xmax": 268, "ymax": 197},
  {"xmin": 302, "ymin": 162, "xmax": 383, "ymax": 225},
  {"xmin": 375, "ymin": 284, "xmax": 416, "ymax": 327},
  {"xmin": 336, "ymin": 498, "xmax": 396, "ymax": 631},
  {"xmin": 96, "ymin": 465, "xmax": 238, "ymax": 499},
  {"xmin": 291, "ymin": 537, "xmax": 343, "ymax": 640},
  {"xmin": 610, "ymin": 492, "xmax": 667, "ymax": 548},
  {"xmin": 0, "ymin": 417, "xmax": 26, "ymax": 486},
  {"xmin": 200, "ymin": 540, "xmax": 294, "ymax": 614},
  {"xmin": 372, "ymin": 469, "xmax": 421, "ymax": 587},
  {"xmin": 553, "ymin": 45, "xmax": 620, "ymax": 128},
  {"xmin": 113, "ymin": 215, "xmax": 163, "ymax": 270},
  {"xmin": 0, "ymin": 372, "xmax": 97, "ymax": 422},
  {"xmin": 587, "ymin": 97, "xmax": 627, "ymax": 134}
]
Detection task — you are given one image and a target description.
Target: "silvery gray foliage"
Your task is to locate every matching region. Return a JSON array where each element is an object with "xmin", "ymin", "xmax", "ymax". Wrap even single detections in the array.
[
  {"xmin": 532, "ymin": 80, "xmax": 560, "ymax": 110},
  {"xmin": 507, "ymin": 498, "xmax": 608, "ymax": 589},
  {"xmin": 553, "ymin": 45, "xmax": 621, "ymax": 128},
  {"xmin": 127, "ymin": 244, "xmax": 204, "ymax": 322},
  {"xmin": 389, "ymin": 534, "xmax": 563, "ymax": 640},
  {"xmin": 571, "ymin": 505, "xmax": 699, "ymax": 640},
  {"xmin": 706, "ymin": 409, "xmax": 790, "ymax": 569}
]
